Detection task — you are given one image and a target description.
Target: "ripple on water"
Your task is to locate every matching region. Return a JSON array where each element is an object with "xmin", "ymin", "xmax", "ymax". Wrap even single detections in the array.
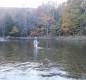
[{"xmin": 0, "ymin": 62, "xmax": 75, "ymax": 80}]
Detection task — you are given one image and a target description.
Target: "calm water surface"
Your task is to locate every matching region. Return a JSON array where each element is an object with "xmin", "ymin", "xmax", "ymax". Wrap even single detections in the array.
[{"xmin": 0, "ymin": 39, "xmax": 86, "ymax": 80}]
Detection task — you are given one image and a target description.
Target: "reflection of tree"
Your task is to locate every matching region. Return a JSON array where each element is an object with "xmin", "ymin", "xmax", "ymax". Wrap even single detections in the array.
[
  {"xmin": 0, "ymin": 40, "xmax": 86, "ymax": 79},
  {"xmin": 0, "ymin": 42, "xmax": 7, "ymax": 62},
  {"xmin": 53, "ymin": 42, "xmax": 86, "ymax": 79},
  {"xmin": 0, "ymin": 41, "xmax": 34, "ymax": 62},
  {"xmin": 45, "ymin": 39, "xmax": 49, "ymax": 54},
  {"xmin": 39, "ymin": 41, "xmax": 86, "ymax": 79}
]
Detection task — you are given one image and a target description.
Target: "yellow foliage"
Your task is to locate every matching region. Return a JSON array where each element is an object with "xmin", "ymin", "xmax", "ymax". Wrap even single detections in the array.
[{"xmin": 9, "ymin": 26, "xmax": 19, "ymax": 34}]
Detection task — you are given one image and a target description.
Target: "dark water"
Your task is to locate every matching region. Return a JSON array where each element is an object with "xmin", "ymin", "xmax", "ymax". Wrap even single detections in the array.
[{"xmin": 0, "ymin": 39, "xmax": 86, "ymax": 80}]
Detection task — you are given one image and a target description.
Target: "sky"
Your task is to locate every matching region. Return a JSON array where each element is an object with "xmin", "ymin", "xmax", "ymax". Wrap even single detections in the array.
[{"xmin": 0, "ymin": 0, "xmax": 67, "ymax": 8}]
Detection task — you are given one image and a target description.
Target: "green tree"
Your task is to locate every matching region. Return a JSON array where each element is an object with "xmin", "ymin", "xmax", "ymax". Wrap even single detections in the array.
[
  {"xmin": 9, "ymin": 26, "xmax": 19, "ymax": 36},
  {"xmin": 60, "ymin": 0, "xmax": 86, "ymax": 36},
  {"xmin": 4, "ymin": 14, "xmax": 14, "ymax": 36}
]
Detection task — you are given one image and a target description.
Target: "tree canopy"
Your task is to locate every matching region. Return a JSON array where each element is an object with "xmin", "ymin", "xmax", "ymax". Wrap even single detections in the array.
[{"xmin": 0, "ymin": 0, "xmax": 86, "ymax": 37}]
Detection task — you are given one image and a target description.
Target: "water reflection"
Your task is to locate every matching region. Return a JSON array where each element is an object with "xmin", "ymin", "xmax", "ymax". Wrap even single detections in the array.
[
  {"xmin": 0, "ymin": 40, "xmax": 86, "ymax": 80},
  {"xmin": 33, "ymin": 45, "xmax": 39, "ymax": 61}
]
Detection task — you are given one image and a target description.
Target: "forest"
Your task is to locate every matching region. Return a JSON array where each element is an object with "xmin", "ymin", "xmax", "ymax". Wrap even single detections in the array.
[{"xmin": 0, "ymin": 0, "xmax": 86, "ymax": 37}]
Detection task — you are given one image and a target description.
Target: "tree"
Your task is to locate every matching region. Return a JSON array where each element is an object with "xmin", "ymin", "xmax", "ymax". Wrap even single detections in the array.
[
  {"xmin": 36, "ymin": 3, "xmax": 56, "ymax": 37},
  {"xmin": 4, "ymin": 14, "xmax": 14, "ymax": 36},
  {"xmin": 9, "ymin": 26, "xmax": 19, "ymax": 36},
  {"xmin": 60, "ymin": 0, "xmax": 86, "ymax": 36},
  {"xmin": 61, "ymin": 3, "xmax": 72, "ymax": 35}
]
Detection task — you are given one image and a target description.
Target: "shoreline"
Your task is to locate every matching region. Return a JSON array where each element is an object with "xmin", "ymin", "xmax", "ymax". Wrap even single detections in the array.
[
  {"xmin": 55, "ymin": 36, "xmax": 86, "ymax": 41},
  {"xmin": 1, "ymin": 36, "xmax": 86, "ymax": 41}
]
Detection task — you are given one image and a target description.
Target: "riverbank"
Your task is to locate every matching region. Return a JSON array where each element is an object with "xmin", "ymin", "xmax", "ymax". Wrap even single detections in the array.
[
  {"xmin": 55, "ymin": 36, "xmax": 86, "ymax": 41},
  {"xmin": 4, "ymin": 36, "xmax": 53, "ymax": 40},
  {"xmin": 1, "ymin": 36, "xmax": 86, "ymax": 41}
]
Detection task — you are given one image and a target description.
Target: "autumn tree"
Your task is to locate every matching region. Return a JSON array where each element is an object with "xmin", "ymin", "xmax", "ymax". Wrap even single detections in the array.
[
  {"xmin": 36, "ymin": 2, "xmax": 56, "ymax": 37},
  {"xmin": 60, "ymin": 0, "xmax": 86, "ymax": 36},
  {"xmin": 9, "ymin": 26, "xmax": 19, "ymax": 36},
  {"xmin": 61, "ymin": 3, "xmax": 72, "ymax": 35}
]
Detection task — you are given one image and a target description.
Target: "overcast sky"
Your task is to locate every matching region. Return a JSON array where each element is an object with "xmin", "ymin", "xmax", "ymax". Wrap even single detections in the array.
[{"xmin": 0, "ymin": 0, "xmax": 67, "ymax": 8}]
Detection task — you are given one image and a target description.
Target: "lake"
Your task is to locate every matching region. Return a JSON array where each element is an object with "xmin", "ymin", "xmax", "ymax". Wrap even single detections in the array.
[{"xmin": 0, "ymin": 39, "xmax": 86, "ymax": 80}]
